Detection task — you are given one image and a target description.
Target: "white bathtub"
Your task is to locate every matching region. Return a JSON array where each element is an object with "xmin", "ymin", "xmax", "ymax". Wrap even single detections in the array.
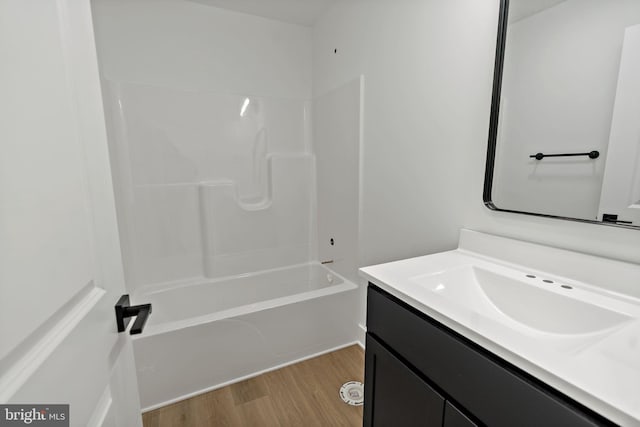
[{"xmin": 131, "ymin": 263, "xmax": 360, "ymax": 411}]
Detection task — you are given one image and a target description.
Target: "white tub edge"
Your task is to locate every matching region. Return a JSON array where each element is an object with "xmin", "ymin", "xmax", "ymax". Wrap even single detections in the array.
[
  {"xmin": 140, "ymin": 340, "xmax": 363, "ymax": 413},
  {"xmin": 135, "ymin": 261, "xmax": 332, "ymax": 296},
  {"xmin": 136, "ymin": 281, "xmax": 357, "ymax": 338}
]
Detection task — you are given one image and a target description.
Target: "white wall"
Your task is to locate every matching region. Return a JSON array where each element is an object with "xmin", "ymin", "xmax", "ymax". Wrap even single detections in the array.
[
  {"xmin": 92, "ymin": 0, "xmax": 315, "ymax": 290},
  {"xmin": 494, "ymin": 0, "xmax": 640, "ymax": 220},
  {"xmin": 313, "ymin": 0, "xmax": 640, "ymax": 329},
  {"xmin": 92, "ymin": 0, "xmax": 312, "ymax": 98},
  {"xmin": 313, "ymin": 77, "xmax": 363, "ymax": 283},
  {"xmin": 313, "ymin": 0, "xmax": 498, "ymax": 266}
]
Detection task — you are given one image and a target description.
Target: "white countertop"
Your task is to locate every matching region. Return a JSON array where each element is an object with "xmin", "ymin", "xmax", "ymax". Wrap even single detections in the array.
[{"xmin": 360, "ymin": 230, "xmax": 640, "ymax": 427}]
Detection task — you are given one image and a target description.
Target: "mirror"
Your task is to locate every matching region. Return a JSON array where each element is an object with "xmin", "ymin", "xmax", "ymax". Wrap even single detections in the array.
[{"xmin": 485, "ymin": 0, "xmax": 640, "ymax": 229}]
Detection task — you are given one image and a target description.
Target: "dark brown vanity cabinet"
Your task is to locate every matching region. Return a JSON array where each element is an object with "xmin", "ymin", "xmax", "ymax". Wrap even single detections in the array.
[
  {"xmin": 364, "ymin": 336, "xmax": 447, "ymax": 427},
  {"xmin": 363, "ymin": 285, "xmax": 616, "ymax": 427}
]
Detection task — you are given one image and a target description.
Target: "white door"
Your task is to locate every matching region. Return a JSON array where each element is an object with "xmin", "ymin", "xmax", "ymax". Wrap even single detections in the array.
[
  {"xmin": 598, "ymin": 24, "xmax": 640, "ymax": 226},
  {"xmin": 1, "ymin": 0, "xmax": 143, "ymax": 426}
]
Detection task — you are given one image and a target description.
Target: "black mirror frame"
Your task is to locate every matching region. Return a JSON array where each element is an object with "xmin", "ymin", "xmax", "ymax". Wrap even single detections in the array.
[{"xmin": 483, "ymin": 0, "xmax": 638, "ymax": 230}]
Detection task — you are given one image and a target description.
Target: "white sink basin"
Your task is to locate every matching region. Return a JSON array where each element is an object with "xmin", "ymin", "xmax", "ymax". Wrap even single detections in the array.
[{"xmin": 411, "ymin": 265, "xmax": 633, "ymax": 335}]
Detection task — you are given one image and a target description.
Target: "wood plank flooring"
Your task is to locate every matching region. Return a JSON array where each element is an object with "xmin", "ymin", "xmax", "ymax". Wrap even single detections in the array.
[{"xmin": 142, "ymin": 345, "xmax": 364, "ymax": 427}]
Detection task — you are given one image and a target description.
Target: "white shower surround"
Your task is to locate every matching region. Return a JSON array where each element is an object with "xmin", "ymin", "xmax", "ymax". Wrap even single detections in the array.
[
  {"xmin": 102, "ymin": 78, "xmax": 366, "ymax": 411},
  {"xmin": 104, "ymin": 81, "xmax": 316, "ymax": 288},
  {"xmin": 102, "ymin": 80, "xmax": 358, "ymax": 409},
  {"xmin": 93, "ymin": 0, "xmax": 365, "ymax": 413},
  {"xmin": 132, "ymin": 263, "xmax": 359, "ymax": 411}
]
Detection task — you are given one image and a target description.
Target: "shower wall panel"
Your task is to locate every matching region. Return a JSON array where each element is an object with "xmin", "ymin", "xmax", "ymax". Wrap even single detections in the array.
[
  {"xmin": 93, "ymin": 0, "xmax": 315, "ymax": 291},
  {"xmin": 103, "ymin": 83, "xmax": 313, "ymax": 289},
  {"xmin": 313, "ymin": 78, "xmax": 363, "ymax": 283},
  {"xmin": 199, "ymin": 155, "xmax": 314, "ymax": 278}
]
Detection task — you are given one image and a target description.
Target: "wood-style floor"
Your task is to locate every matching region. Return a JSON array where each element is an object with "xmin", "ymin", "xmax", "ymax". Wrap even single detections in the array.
[{"xmin": 142, "ymin": 345, "xmax": 365, "ymax": 427}]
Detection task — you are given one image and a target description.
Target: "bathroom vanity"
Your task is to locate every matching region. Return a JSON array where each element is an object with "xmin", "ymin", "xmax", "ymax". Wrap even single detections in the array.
[
  {"xmin": 364, "ymin": 287, "xmax": 613, "ymax": 426},
  {"xmin": 360, "ymin": 230, "xmax": 640, "ymax": 427}
]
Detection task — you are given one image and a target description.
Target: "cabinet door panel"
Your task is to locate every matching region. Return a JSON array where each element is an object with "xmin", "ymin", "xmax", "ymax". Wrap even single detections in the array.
[
  {"xmin": 444, "ymin": 402, "xmax": 477, "ymax": 427},
  {"xmin": 364, "ymin": 334, "xmax": 444, "ymax": 427}
]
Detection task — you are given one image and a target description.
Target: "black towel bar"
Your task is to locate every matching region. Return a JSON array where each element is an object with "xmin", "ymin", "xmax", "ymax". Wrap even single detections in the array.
[{"xmin": 530, "ymin": 151, "xmax": 600, "ymax": 160}]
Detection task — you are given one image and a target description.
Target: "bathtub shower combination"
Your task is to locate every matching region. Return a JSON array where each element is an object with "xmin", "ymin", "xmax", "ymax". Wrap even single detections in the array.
[
  {"xmin": 134, "ymin": 263, "xmax": 357, "ymax": 409},
  {"xmin": 94, "ymin": 2, "xmax": 364, "ymax": 408}
]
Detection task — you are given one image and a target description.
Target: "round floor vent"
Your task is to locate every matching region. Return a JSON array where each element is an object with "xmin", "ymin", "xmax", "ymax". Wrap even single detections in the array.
[{"xmin": 339, "ymin": 381, "xmax": 364, "ymax": 406}]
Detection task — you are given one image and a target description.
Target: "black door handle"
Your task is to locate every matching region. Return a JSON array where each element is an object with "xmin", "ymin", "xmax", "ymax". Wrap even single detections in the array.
[{"xmin": 115, "ymin": 295, "xmax": 152, "ymax": 335}]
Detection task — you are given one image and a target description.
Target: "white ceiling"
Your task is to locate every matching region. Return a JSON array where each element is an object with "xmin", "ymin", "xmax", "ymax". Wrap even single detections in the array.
[
  {"xmin": 185, "ymin": 0, "xmax": 341, "ymax": 26},
  {"xmin": 508, "ymin": 0, "xmax": 568, "ymax": 23},
  {"xmin": 175, "ymin": 0, "xmax": 572, "ymax": 27}
]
